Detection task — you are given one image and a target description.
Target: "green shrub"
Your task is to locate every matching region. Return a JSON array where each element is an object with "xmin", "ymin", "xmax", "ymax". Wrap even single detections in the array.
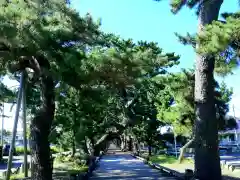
[
  {"xmin": 15, "ymin": 147, "xmax": 30, "ymax": 155},
  {"xmin": 55, "ymin": 154, "xmax": 67, "ymax": 163},
  {"xmin": 54, "ymin": 152, "xmax": 89, "ymax": 166},
  {"xmin": 15, "ymin": 146, "xmax": 61, "ymax": 155},
  {"xmin": 10, "ymin": 173, "xmax": 24, "ymax": 180},
  {"xmin": 50, "ymin": 146, "xmax": 62, "ymax": 154}
]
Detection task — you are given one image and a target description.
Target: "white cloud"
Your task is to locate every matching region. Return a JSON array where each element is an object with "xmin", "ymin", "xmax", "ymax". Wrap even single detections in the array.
[
  {"xmin": 2, "ymin": 76, "xmax": 18, "ymax": 88},
  {"xmin": 1, "ymin": 77, "xmax": 22, "ymax": 132}
]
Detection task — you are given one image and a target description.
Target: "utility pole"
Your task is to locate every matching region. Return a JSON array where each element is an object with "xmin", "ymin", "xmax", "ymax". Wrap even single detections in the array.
[
  {"xmin": 233, "ymin": 105, "xmax": 238, "ymax": 144},
  {"xmin": 6, "ymin": 72, "xmax": 25, "ymax": 180},
  {"xmin": 1, "ymin": 103, "xmax": 4, "ymax": 157},
  {"xmin": 22, "ymin": 71, "xmax": 28, "ymax": 177},
  {"xmin": 1, "ymin": 103, "xmax": 4, "ymax": 146}
]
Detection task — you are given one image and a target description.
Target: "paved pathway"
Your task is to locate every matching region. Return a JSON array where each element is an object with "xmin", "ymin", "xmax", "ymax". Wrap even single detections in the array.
[
  {"xmin": 90, "ymin": 151, "xmax": 178, "ymax": 180},
  {"xmin": 0, "ymin": 155, "xmax": 31, "ymax": 172}
]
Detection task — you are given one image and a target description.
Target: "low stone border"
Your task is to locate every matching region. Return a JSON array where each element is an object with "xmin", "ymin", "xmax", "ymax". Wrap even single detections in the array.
[
  {"xmin": 221, "ymin": 159, "xmax": 240, "ymax": 172},
  {"xmin": 131, "ymin": 153, "xmax": 194, "ymax": 180}
]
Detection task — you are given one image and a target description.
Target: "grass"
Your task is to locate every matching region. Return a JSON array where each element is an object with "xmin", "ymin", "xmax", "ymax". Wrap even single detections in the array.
[
  {"xmin": 149, "ymin": 154, "xmax": 179, "ymax": 164},
  {"xmin": 147, "ymin": 154, "xmax": 240, "ymax": 179},
  {"xmin": 14, "ymin": 146, "xmax": 62, "ymax": 155},
  {"xmin": 8, "ymin": 162, "xmax": 88, "ymax": 180},
  {"xmin": 50, "ymin": 146, "xmax": 63, "ymax": 154},
  {"xmin": 10, "ymin": 173, "xmax": 31, "ymax": 180},
  {"xmin": 8, "ymin": 153, "xmax": 89, "ymax": 180},
  {"xmin": 53, "ymin": 164, "xmax": 88, "ymax": 176},
  {"xmin": 53, "ymin": 153, "xmax": 89, "ymax": 175}
]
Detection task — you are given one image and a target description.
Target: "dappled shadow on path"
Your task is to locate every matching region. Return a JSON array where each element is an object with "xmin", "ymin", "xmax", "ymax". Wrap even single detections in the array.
[
  {"xmin": 90, "ymin": 153, "xmax": 177, "ymax": 180},
  {"xmin": 0, "ymin": 159, "xmax": 21, "ymax": 171}
]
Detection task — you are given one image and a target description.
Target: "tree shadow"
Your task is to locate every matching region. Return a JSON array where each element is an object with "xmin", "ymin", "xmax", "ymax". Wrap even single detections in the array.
[
  {"xmin": 91, "ymin": 153, "xmax": 178, "ymax": 179},
  {"xmin": 223, "ymin": 175, "xmax": 240, "ymax": 180}
]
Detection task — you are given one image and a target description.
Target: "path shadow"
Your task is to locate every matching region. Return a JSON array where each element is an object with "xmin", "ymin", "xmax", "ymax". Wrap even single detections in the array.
[
  {"xmin": 223, "ymin": 175, "xmax": 240, "ymax": 180},
  {"xmin": 0, "ymin": 161, "xmax": 22, "ymax": 170},
  {"xmin": 90, "ymin": 153, "xmax": 178, "ymax": 180}
]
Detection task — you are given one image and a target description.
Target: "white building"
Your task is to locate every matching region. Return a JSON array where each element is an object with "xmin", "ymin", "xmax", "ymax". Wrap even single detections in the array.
[{"xmin": 219, "ymin": 120, "xmax": 240, "ymax": 146}]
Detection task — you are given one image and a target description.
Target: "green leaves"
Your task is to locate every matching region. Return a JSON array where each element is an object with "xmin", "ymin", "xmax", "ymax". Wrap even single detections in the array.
[
  {"xmin": 0, "ymin": 0, "xmax": 180, "ymax": 153},
  {"xmin": 175, "ymin": 22, "xmax": 239, "ymax": 76},
  {"xmin": 196, "ymin": 13, "xmax": 240, "ymax": 76},
  {"xmin": 154, "ymin": 0, "xmax": 200, "ymax": 14},
  {"xmin": 156, "ymin": 69, "xmax": 234, "ymax": 137},
  {"xmin": 197, "ymin": 20, "xmax": 232, "ymax": 55}
]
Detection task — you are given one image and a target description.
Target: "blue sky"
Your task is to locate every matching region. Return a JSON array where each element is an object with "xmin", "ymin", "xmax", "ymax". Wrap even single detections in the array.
[
  {"xmin": 71, "ymin": 0, "xmax": 240, "ymax": 116},
  {"xmin": 2, "ymin": 0, "xmax": 240, "ymax": 131}
]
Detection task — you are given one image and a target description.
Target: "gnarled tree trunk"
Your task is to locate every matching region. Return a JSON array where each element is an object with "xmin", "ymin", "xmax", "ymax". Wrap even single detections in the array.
[
  {"xmin": 71, "ymin": 109, "xmax": 77, "ymax": 157},
  {"xmin": 194, "ymin": 0, "xmax": 223, "ymax": 179},
  {"xmin": 71, "ymin": 135, "xmax": 76, "ymax": 157},
  {"xmin": 148, "ymin": 142, "xmax": 152, "ymax": 156},
  {"xmin": 120, "ymin": 135, "xmax": 126, "ymax": 151},
  {"xmin": 133, "ymin": 136, "xmax": 140, "ymax": 155},
  {"xmin": 30, "ymin": 62, "xmax": 55, "ymax": 180},
  {"xmin": 128, "ymin": 136, "xmax": 133, "ymax": 151},
  {"xmin": 83, "ymin": 136, "xmax": 90, "ymax": 155}
]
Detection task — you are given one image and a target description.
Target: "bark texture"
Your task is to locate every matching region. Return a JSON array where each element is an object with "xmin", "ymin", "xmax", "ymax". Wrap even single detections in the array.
[
  {"xmin": 133, "ymin": 136, "xmax": 140, "ymax": 155},
  {"xmin": 30, "ymin": 59, "xmax": 55, "ymax": 180},
  {"xmin": 71, "ymin": 110, "xmax": 77, "ymax": 157},
  {"xmin": 83, "ymin": 136, "xmax": 90, "ymax": 155},
  {"xmin": 71, "ymin": 136, "xmax": 76, "ymax": 157},
  {"xmin": 194, "ymin": 0, "xmax": 223, "ymax": 179},
  {"xmin": 148, "ymin": 145, "xmax": 152, "ymax": 156}
]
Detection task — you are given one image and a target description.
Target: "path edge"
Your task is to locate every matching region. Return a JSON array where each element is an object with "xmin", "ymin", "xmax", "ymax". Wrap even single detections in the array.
[{"xmin": 130, "ymin": 153, "xmax": 190, "ymax": 180}]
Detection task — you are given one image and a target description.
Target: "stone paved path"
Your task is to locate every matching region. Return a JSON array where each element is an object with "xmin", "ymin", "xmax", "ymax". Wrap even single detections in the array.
[{"xmin": 90, "ymin": 150, "xmax": 178, "ymax": 180}]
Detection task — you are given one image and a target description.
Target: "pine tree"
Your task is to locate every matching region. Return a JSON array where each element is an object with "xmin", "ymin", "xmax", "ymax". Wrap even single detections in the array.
[
  {"xmin": 0, "ymin": 2, "xmax": 180, "ymax": 178},
  {"xmin": 0, "ymin": 1, "xmax": 101, "ymax": 179},
  {"xmin": 159, "ymin": 70, "xmax": 236, "ymax": 163},
  {"xmin": 197, "ymin": 11, "xmax": 240, "ymax": 73},
  {"xmin": 155, "ymin": 0, "xmax": 224, "ymax": 178}
]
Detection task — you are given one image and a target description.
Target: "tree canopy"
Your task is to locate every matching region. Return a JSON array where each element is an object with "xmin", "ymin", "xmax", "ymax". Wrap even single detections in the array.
[{"xmin": 0, "ymin": 0, "xmax": 239, "ymax": 179}]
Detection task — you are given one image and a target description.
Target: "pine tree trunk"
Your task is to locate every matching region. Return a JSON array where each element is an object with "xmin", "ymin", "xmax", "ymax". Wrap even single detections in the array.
[
  {"xmin": 148, "ymin": 143, "xmax": 152, "ymax": 156},
  {"xmin": 194, "ymin": 0, "xmax": 223, "ymax": 179},
  {"xmin": 90, "ymin": 137, "xmax": 95, "ymax": 155},
  {"xmin": 71, "ymin": 111, "xmax": 77, "ymax": 157},
  {"xmin": 71, "ymin": 134, "xmax": 76, "ymax": 157},
  {"xmin": 133, "ymin": 137, "xmax": 140, "ymax": 155},
  {"xmin": 178, "ymin": 138, "xmax": 194, "ymax": 163},
  {"xmin": 83, "ymin": 136, "xmax": 90, "ymax": 155},
  {"xmin": 30, "ymin": 69, "xmax": 55, "ymax": 180},
  {"xmin": 120, "ymin": 134, "xmax": 127, "ymax": 151},
  {"xmin": 120, "ymin": 135, "xmax": 124, "ymax": 150},
  {"xmin": 124, "ymin": 135, "xmax": 128, "ymax": 150},
  {"xmin": 128, "ymin": 136, "xmax": 133, "ymax": 151}
]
